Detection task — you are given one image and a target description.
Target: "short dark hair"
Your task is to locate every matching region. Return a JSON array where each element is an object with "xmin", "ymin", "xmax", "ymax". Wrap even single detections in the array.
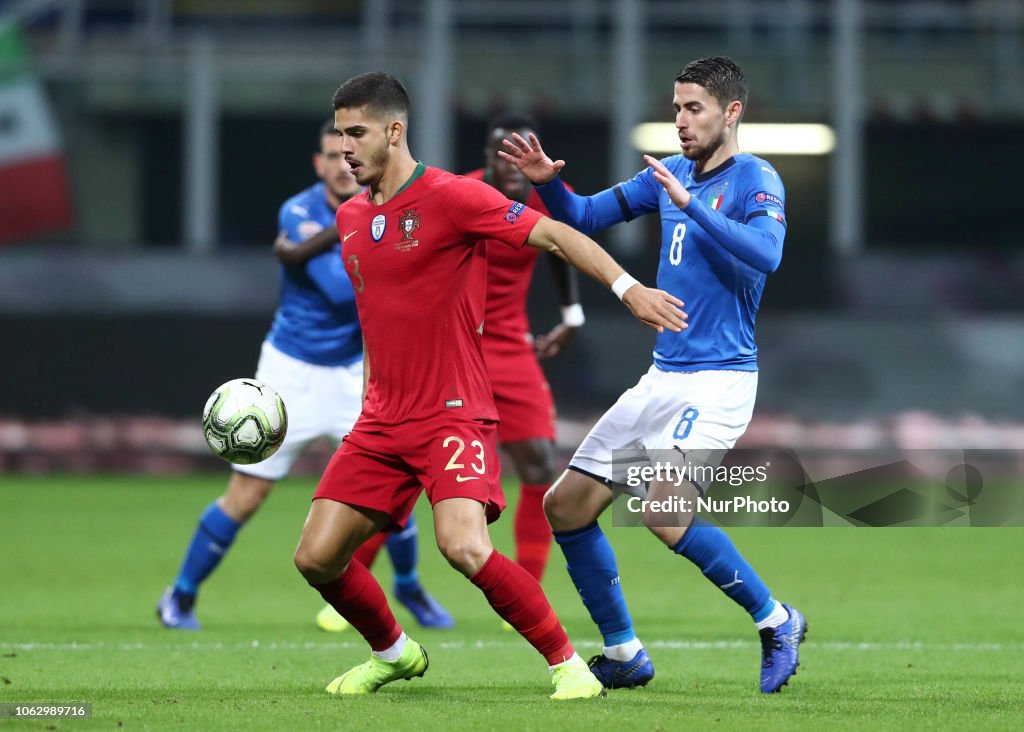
[
  {"xmin": 331, "ymin": 72, "xmax": 410, "ymax": 121},
  {"xmin": 318, "ymin": 118, "xmax": 335, "ymax": 144},
  {"xmin": 675, "ymin": 56, "xmax": 748, "ymax": 112},
  {"xmin": 487, "ymin": 113, "xmax": 538, "ymax": 136}
]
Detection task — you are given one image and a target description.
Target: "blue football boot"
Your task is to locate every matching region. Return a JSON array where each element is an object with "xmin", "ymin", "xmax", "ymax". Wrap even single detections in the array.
[
  {"xmin": 157, "ymin": 587, "xmax": 200, "ymax": 630},
  {"xmin": 759, "ymin": 604, "xmax": 807, "ymax": 692},
  {"xmin": 393, "ymin": 584, "xmax": 455, "ymax": 629},
  {"xmin": 587, "ymin": 648, "xmax": 655, "ymax": 689}
]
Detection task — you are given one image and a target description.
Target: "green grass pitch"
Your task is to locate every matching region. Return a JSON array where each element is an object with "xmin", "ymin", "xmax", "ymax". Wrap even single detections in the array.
[{"xmin": 1, "ymin": 474, "xmax": 1022, "ymax": 730}]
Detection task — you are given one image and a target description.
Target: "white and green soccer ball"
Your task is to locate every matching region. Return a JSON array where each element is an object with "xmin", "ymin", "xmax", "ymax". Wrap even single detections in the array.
[{"xmin": 201, "ymin": 378, "xmax": 288, "ymax": 465}]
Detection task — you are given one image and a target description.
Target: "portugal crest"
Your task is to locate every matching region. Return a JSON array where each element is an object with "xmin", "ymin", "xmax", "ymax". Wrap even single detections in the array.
[{"xmin": 396, "ymin": 209, "xmax": 420, "ymax": 251}]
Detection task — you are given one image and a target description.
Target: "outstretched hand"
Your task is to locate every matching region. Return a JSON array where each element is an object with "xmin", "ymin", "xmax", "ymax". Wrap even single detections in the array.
[
  {"xmin": 498, "ymin": 132, "xmax": 565, "ymax": 185},
  {"xmin": 621, "ymin": 285, "xmax": 688, "ymax": 334},
  {"xmin": 644, "ymin": 155, "xmax": 691, "ymax": 210}
]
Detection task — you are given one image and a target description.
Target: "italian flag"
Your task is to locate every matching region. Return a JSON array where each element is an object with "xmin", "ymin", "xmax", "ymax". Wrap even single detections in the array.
[
  {"xmin": 0, "ymin": 23, "xmax": 73, "ymax": 244},
  {"xmin": 709, "ymin": 194, "xmax": 724, "ymax": 210}
]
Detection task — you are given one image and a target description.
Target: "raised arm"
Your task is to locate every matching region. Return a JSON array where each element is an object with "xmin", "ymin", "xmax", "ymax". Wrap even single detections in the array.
[
  {"xmin": 644, "ymin": 155, "xmax": 784, "ymax": 274},
  {"xmin": 526, "ymin": 216, "xmax": 687, "ymax": 335},
  {"xmin": 500, "ymin": 132, "xmax": 659, "ymax": 234}
]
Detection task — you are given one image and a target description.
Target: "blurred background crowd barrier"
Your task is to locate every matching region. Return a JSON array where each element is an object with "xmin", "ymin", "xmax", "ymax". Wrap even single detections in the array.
[{"xmin": 1, "ymin": 0, "xmax": 1022, "ymax": 471}]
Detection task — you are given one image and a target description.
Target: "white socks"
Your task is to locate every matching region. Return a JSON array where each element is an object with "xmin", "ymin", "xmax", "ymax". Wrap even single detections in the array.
[
  {"xmin": 755, "ymin": 601, "xmax": 789, "ymax": 630},
  {"xmin": 603, "ymin": 637, "xmax": 644, "ymax": 662},
  {"xmin": 372, "ymin": 631, "xmax": 407, "ymax": 662},
  {"xmin": 549, "ymin": 652, "xmax": 582, "ymax": 672}
]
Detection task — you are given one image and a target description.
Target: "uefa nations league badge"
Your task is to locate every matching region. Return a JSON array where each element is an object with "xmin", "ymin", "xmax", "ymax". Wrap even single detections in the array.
[{"xmin": 371, "ymin": 214, "xmax": 386, "ymax": 241}]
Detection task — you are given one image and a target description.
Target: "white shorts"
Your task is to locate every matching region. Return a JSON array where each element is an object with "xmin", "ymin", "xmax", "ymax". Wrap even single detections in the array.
[
  {"xmin": 235, "ymin": 340, "xmax": 364, "ymax": 481},
  {"xmin": 570, "ymin": 366, "xmax": 757, "ymax": 494}
]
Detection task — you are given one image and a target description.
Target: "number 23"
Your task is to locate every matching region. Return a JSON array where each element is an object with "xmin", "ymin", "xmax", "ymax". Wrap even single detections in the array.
[{"xmin": 443, "ymin": 435, "xmax": 486, "ymax": 474}]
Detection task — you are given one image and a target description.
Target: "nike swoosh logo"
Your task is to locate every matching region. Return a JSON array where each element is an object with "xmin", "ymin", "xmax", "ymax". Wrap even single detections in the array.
[
  {"xmin": 343, "ymin": 230, "xmax": 359, "ymax": 242},
  {"xmin": 454, "ymin": 475, "xmax": 480, "ymax": 482}
]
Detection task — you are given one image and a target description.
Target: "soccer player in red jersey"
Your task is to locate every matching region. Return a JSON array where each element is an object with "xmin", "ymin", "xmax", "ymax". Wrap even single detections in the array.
[
  {"xmin": 290, "ymin": 72, "xmax": 687, "ymax": 699},
  {"xmin": 278, "ymin": 116, "xmax": 576, "ymax": 586},
  {"xmin": 465, "ymin": 114, "xmax": 581, "ymax": 584}
]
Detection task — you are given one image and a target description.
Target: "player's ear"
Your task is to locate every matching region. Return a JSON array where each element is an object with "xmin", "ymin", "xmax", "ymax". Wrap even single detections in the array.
[
  {"xmin": 387, "ymin": 120, "xmax": 404, "ymax": 147},
  {"xmin": 726, "ymin": 100, "xmax": 743, "ymax": 128},
  {"xmin": 312, "ymin": 153, "xmax": 324, "ymax": 177}
]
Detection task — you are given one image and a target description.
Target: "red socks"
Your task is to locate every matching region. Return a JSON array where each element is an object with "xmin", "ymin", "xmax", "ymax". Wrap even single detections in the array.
[
  {"xmin": 352, "ymin": 531, "xmax": 388, "ymax": 570},
  {"xmin": 315, "ymin": 545, "xmax": 572, "ymax": 665},
  {"xmin": 514, "ymin": 483, "xmax": 553, "ymax": 581},
  {"xmin": 312, "ymin": 560, "xmax": 402, "ymax": 651},
  {"xmin": 470, "ymin": 551, "xmax": 574, "ymax": 666}
]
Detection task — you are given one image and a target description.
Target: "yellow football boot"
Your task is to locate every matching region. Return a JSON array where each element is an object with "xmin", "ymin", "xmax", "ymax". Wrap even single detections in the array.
[
  {"xmin": 325, "ymin": 639, "xmax": 429, "ymax": 695},
  {"xmin": 550, "ymin": 654, "xmax": 606, "ymax": 700}
]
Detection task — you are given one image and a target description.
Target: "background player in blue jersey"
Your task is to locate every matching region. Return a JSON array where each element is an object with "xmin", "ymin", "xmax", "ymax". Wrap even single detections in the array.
[
  {"xmin": 500, "ymin": 57, "xmax": 806, "ymax": 693},
  {"xmin": 157, "ymin": 120, "xmax": 452, "ymax": 632}
]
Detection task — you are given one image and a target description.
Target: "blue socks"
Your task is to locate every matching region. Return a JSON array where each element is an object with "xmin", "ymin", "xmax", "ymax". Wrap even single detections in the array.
[
  {"xmin": 173, "ymin": 501, "xmax": 242, "ymax": 598},
  {"xmin": 672, "ymin": 518, "xmax": 774, "ymax": 622},
  {"xmin": 387, "ymin": 513, "xmax": 420, "ymax": 589},
  {"xmin": 554, "ymin": 522, "xmax": 636, "ymax": 646},
  {"xmin": 553, "ymin": 517, "xmax": 776, "ymax": 648}
]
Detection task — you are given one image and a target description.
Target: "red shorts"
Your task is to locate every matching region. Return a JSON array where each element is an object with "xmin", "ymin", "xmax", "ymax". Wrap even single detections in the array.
[
  {"xmin": 484, "ymin": 335, "xmax": 557, "ymax": 444},
  {"xmin": 313, "ymin": 417, "xmax": 505, "ymax": 530}
]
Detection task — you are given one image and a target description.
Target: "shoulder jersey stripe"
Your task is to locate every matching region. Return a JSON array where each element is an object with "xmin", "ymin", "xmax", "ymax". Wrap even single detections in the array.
[
  {"xmin": 744, "ymin": 209, "xmax": 787, "ymax": 227},
  {"xmin": 613, "ymin": 184, "xmax": 634, "ymax": 222}
]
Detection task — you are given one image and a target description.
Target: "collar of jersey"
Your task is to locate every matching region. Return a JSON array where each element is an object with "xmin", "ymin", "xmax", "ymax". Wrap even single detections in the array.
[
  {"xmin": 691, "ymin": 155, "xmax": 738, "ymax": 184},
  {"xmin": 366, "ymin": 161, "xmax": 427, "ymax": 205}
]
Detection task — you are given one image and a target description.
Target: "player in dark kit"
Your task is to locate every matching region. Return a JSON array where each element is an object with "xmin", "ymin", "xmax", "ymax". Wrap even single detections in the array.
[
  {"xmin": 466, "ymin": 114, "xmax": 582, "ymax": 587},
  {"xmin": 291, "ymin": 72, "xmax": 687, "ymax": 699}
]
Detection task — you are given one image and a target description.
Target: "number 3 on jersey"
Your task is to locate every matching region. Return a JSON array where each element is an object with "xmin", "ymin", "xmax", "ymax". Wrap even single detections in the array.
[
  {"xmin": 669, "ymin": 222, "xmax": 687, "ymax": 266},
  {"xmin": 443, "ymin": 435, "xmax": 485, "ymax": 482},
  {"xmin": 346, "ymin": 254, "xmax": 365, "ymax": 293}
]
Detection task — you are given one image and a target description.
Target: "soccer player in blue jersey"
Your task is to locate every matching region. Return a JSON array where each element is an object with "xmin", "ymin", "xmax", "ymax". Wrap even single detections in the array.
[
  {"xmin": 500, "ymin": 56, "xmax": 806, "ymax": 693},
  {"xmin": 157, "ymin": 120, "xmax": 452, "ymax": 632}
]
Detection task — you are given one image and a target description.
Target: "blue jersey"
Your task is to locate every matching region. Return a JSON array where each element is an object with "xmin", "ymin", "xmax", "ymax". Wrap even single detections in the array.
[
  {"xmin": 535, "ymin": 152, "xmax": 786, "ymax": 372},
  {"xmin": 266, "ymin": 182, "xmax": 362, "ymax": 366}
]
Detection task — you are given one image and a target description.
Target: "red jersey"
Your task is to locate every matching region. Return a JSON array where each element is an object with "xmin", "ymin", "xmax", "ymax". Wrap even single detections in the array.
[
  {"xmin": 464, "ymin": 168, "xmax": 550, "ymax": 341},
  {"xmin": 337, "ymin": 164, "xmax": 543, "ymax": 429}
]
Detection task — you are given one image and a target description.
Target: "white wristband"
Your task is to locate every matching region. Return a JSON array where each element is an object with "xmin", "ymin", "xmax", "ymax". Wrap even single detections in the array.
[
  {"xmin": 611, "ymin": 273, "xmax": 640, "ymax": 301},
  {"xmin": 560, "ymin": 304, "xmax": 586, "ymax": 328}
]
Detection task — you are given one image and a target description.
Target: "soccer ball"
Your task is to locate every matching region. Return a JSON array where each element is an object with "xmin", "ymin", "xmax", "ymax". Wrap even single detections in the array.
[{"xmin": 201, "ymin": 378, "xmax": 288, "ymax": 465}]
